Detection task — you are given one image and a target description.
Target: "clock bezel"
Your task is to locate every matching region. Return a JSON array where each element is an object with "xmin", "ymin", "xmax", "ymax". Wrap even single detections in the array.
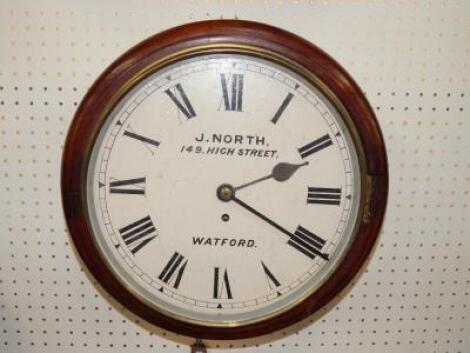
[{"xmin": 61, "ymin": 20, "xmax": 388, "ymax": 340}]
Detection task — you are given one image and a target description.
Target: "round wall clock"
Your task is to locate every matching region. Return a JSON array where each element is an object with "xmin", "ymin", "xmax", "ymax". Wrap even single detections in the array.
[{"xmin": 62, "ymin": 20, "xmax": 388, "ymax": 340}]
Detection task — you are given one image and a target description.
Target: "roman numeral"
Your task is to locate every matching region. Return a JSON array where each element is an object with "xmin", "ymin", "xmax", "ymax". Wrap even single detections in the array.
[
  {"xmin": 271, "ymin": 92, "xmax": 294, "ymax": 124},
  {"xmin": 165, "ymin": 83, "xmax": 196, "ymax": 119},
  {"xmin": 124, "ymin": 129, "xmax": 160, "ymax": 153},
  {"xmin": 118, "ymin": 215, "xmax": 157, "ymax": 254},
  {"xmin": 122, "ymin": 125, "xmax": 160, "ymax": 155},
  {"xmin": 261, "ymin": 261, "xmax": 281, "ymax": 290},
  {"xmin": 220, "ymin": 73, "xmax": 243, "ymax": 111},
  {"xmin": 298, "ymin": 134, "xmax": 333, "ymax": 159},
  {"xmin": 213, "ymin": 267, "xmax": 233, "ymax": 299},
  {"xmin": 109, "ymin": 177, "xmax": 146, "ymax": 195},
  {"xmin": 307, "ymin": 187, "xmax": 341, "ymax": 205},
  {"xmin": 158, "ymin": 252, "xmax": 187, "ymax": 289},
  {"xmin": 288, "ymin": 225, "xmax": 329, "ymax": 260}
]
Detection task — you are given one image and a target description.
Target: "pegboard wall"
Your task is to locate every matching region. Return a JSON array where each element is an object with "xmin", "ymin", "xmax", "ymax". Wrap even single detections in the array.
[{"xmin": 1, "ymin": 1, "xmax": 469, "ymax": 352}]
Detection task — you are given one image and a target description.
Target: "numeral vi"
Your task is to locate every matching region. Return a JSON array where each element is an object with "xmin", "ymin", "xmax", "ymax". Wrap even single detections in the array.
[{"xmin": 213, "ymin": 267, "xmax": 233, "ymax": 299}]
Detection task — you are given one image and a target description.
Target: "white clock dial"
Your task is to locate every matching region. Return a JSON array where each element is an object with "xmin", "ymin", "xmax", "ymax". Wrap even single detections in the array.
[{"xmin": 86, "ymin": 53, "xmax": 362, "ymax": 326}]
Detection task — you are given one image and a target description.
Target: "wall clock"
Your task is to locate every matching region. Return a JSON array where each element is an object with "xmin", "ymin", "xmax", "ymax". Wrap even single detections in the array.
[{"xmin": 61, "ymin": 20, "xmax": 388, "ymax": 342}]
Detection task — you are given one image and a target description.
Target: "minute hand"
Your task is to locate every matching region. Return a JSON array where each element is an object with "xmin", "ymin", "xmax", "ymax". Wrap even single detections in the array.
[{"xmin": 231, "ymin": 195, "xmax": 329, "ymax": 261}]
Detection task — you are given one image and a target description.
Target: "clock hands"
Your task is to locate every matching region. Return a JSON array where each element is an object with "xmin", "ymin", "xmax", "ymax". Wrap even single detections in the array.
[
  {"xmin": 234, "ymin": 161, "xmax": 308, "ymax": 191},
  {"xmin": 218, "ymin": 160, "xmax": 328, "ymax": 261},
  {"xmin": 216, "ymin": 184, "xmax": 329, "ymax": 261}
]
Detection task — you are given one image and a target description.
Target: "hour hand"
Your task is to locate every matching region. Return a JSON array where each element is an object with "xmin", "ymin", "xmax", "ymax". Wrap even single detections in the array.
[{"xmin": 234, "ymin": 161, "xmax": 308, "ymax": 191}]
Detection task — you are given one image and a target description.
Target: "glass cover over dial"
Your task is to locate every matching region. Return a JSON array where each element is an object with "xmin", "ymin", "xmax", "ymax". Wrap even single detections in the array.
[{"xmin": 86, "ymin": 53, "xmax": 362, "ymax": 326}]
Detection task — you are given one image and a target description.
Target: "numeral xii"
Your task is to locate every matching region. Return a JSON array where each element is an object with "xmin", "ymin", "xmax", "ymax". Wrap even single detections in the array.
[{"xmin": 220, "ymin": 73, "xmax": 243, "ymax": 112}]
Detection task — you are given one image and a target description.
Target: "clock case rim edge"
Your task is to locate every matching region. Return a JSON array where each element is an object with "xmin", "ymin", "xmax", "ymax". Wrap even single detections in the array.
[
  {"xmin": 61, "ymin": 19, "xmax": 388, "ymax": 340},
  {"xmin": 84, "ymin": 46, "xmax": 368, "ymax": 330}
]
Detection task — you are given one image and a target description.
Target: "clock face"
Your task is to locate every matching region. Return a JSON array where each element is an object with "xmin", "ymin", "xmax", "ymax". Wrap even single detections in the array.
[{"xmin": 85, "ymin": 52, "xmax": 363, "ymax": 326}]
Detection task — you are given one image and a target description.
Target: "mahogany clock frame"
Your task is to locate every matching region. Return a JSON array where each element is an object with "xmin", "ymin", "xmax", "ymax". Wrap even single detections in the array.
[{"xmin": 61, "ymin": 20, "xmax": 388, "ymax": 340}]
